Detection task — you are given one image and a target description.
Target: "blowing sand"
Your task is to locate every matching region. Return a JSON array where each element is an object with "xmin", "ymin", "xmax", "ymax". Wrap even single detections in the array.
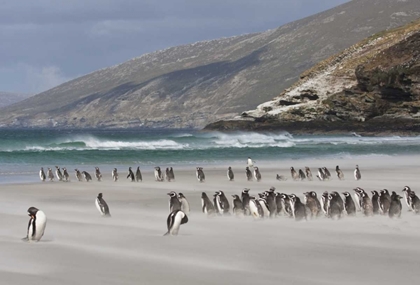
[{"xmin": 0, "ymin": 155, "xmax": 419, "ymax": 284}]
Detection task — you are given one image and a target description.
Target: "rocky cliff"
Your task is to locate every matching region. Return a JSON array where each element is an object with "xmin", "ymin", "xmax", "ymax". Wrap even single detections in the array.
[{"xmin": 205, "ymin": 18, "xmax": 420, "ymax": 135}]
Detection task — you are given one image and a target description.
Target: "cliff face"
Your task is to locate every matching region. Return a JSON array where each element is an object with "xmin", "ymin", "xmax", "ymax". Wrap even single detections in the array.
[
  {"xmin": 0, "ymin": 0, "xmax": 420, "ymax": 129},
  {"xmin": 205, "ymin": 19, "xmax": 420, "ymax": 135}
]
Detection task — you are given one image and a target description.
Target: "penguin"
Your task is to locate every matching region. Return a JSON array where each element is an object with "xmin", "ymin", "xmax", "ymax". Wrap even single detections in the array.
[
  {"xmin": 47, "ymin": 168, "xmax": 54, "ymax": 181},
  {"xmin": 257, "ymin": 198, "xmax": 270, "ymax": 218},
  {"xmin": 371, "ymin": 190, "xmax": 380, "ymax": 215},
  {"xmin": 327, "ymin": 194, "xmax": 342, "ymax": 220},
  {"xmin": 322, "ymin": 167, "xmax": 331, "ymax": 180},
  {"xmin": 178, "ymin": 193, "xmax": 190, "ymax": 215},
  {"xmin": 154, "ymin": 167, "xmax": 164, "ymax": 182},
  {"xmin": 39, "ymin": 167, "xmax": 46, "ymax": 182},
  {"xmin": 402, "ymin": 186, "xmax": 413, "ymax": 210},
  {"xmin": 241, "ymin": 188, "xmax": 251, "ymax": 216},
  {"xmin": 74, "ymin": 169, "xmax": 82, "ymax": 182},
  {"xmin": 127, "ymin": 167, "xmax": 135, "ymax": 182},
  {"xmin": 167, "ymin": 191, "xmax": 181, "ymax": 213},
  {"xmin": 232, "ymin": 195, "xmax": 244, "ymax": 216},
  {"xmin": 196, "ymin": 167, "xmax": 205, "ymax": 182},
  {"xmin": 298, "ymin": 169, "xmax": 306, "ymax": 181},
  {"xmin": 276, "ymin": 174, "xmax": 287, "ymax": 181},
  {"xmin": 353, "ymin": 187, "xmax": 365, "ymax": 211},
  {"xmin": 165, "ymin": 168, "xmax": 171, "ymax": 182},
  {"xmin": 227, "ymin": 167, "xmax": 234, "ymax": 181},
  {"xmin": 164, "ymin": 210, "xmax": 188, "ymax": 236},
  {"xmin": 201, "ymin": 192, "xmax": 215, "ymax": 216},
  {"xmin": 62, "ymin": 167, "xmax": 70, "ymax": 182},
  {"xmin": 168, "ymin": 167, "xmax": 175, "ymax": 181},
  {"xmin": 82, "ymin": 171, "xmax": 92, "ymax": 182},
  {"xmin": 213, "ymin": 193, "xmax": 220, "ymax": 215},
  {"xmin": 354, "ymin": 165, "xmax": 361, "ymax": 180},
  {"xmin": 265, "ymin": 187, "xmax": 277, "ymax": 218},
  {"xmin": 317, "ymin": 168, "xmax": 326, "ymax": 181},
  {"xmin": 360, "ymin": 192, "xmax": 373, "ymax": 217},
  {"xmin": 245, "ymin": 167, "xmax": 253, "ymax": 181},
  {"xmin": 215, "ymin": 191, "xmax": 230, "ymax": 215},
  {"xmin": 275, "ymin": 192, "xmax": 283, "ymax": 216},
  {"xmin": 342, "ymin": 192, "xmax": 356, "ymax": 216},
  {"xmin": 289, "ymin": 194, "xmax": 307, "ymax": 221},
  {"xmin": 253, "ymin": 167, "xmax": 261, "ymax": 182},
  {"xmin": 321, "ymin": 191, "xmax": 329, "ymax": 216},
  {"xmin": 305, "ymin": 167, "xmax": 313, "ymax": 181},
  {"xmin": 95, "ymin": 193, "xmax": 111, "ymax": 217},
  {"xmin": 23, "ymin": 207, "xmax": 47, "ymax": 242},
  {"xmin": 330, "ymin": 191, "xmax": 344, "ymax": 214},
  {"xmin": 112, "ymin": 168, "xmax": 118, "ymax": 182},
  {"xmin": 303, "ymin": 191, "xmax": 321, "ymax": 218},
  {"xmin": 249, "ymin": 197, "xmax": 264, "ymax": 219},
  {"xmin": 95, "ymin": 167, "xmax": 102, "ymax": 181},
  {"xmin": 389, "ymin": 191, "xmax": 402, "ymax": 219},
  {"xmin": 290, "ymin": 167, "xmax": 299, "ymax": 181},
  {"xmin": 280, "ymin": 194, "xmax": 293, "ymax": 218},
  {"xmin": 55, "ymin": 166, "xmax": 63, "ymax": 181},
  {"xmin": 247, "ymin": 157, "xmax": 254, "ymax": 167},
  {"xmin": 135, "ymin": 166, "xmax": 142, "ymax": 182},
  {"xmin": 336, "ymin": 165, "xmax": 344, "ymax": 180},
  {"xmin": 408, "ymin": 191, "xmax": 420, "ymax": 214},
  {"xmin": 379, "ymin": 189, "xmax": 391, "ymax": 215}
]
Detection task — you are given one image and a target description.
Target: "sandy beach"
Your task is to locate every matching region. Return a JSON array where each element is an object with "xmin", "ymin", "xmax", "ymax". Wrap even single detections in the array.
[{"xmin": 1, "ymin": 155, "xmax": 419, "ymax": 284}]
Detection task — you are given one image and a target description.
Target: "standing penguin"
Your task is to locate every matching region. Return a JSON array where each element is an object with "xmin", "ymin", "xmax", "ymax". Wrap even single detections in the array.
[
  {"xmin": 245, "ymin": 167, "xmax": 253, "ymax": 181},
  {"xmin": 327, "ymin": 194, "xmax": 342, "ymax": 220},
  {"xmin": 360, "ymin": 192, "xmax": 373, "ymax": 217},
  {"xmin": 135, "ymin": 166, "xmax": 142, "ymax": 182},
  {"xmin": 330, "ymin": 192, "xmax": 344, "ymax": 214},
  {"xmin": 213, "ymin": 194, "xmax": 220, "ymax": 215},
  {"xmin": 168, "ymin": 167, "xmax": 175, "ymax": 181},
  {"xmin": 196, "ymin": 167, "xmax": 205, "ymax": 182},
  {"xmin": 232, "ymin": 195, "xmax": 244, "ymax": 216},
  {"xmin": 290, "ymin": 167, "xmax": 299, "ymax": 181},
  {"xmin": 55, "ymin": 166, "xmax": 63, "ymax": 181},
  {"xmin": 304, "ymin": 191, "xmax": 321, "ymax": 218},
  {"xmin": 298, "ymin": 169, "xmax": 306, "ymax": 181},
  {"xmin": 39, "ymin": 167, "xmax": 46, "ymax": 182},
  {"xmin": 112, "ymin": 168, "xmax": 118, "ymax": 182},
  {"xmin": 82, "ymin": 171, "xmax": 92, "ymax": 182},
  {"xmin": 275, "ymin": 192, "xmax": 283, "ymax": 216},
  {"xmin": 289, "ymin": 194, "xmax": 307, "ymax": 221},
  {"xmin": 317, "ymin": 168, "xmax": 326, "ymax": 181},
  {"xmin": 322, "ymin": 167, "xmax": 331, "ymax": 180},
  {"xmin": 154, "ymin": 167, "xmax": 164, "ymax": 182},
  {"xmin": 342, "ymin": 192, "xmax": 356, "ymax": 216},
  {"xmin": 167, "ymin": 191, "xmax": 181, "ymax": 213},
  {"xmin": 280, "ymin": 194, "xmax": 293, "ymax": 218},
  {"xmin": 253, "ymin": 167, "xmax": 262, "ymax": 182},
  {"xmin": 249, "ymin": 197, "xmax": 264, "ymax": 219},
  {"xmin": 74, "ymin": 169, "xmax": 82, "ymax": 182},
  {"xmin": 305, "ymin": 167, "xmax": 313, "ymax": 181},
  {"xmin": 408, "ymin": 191, "xmax": 420, "ymax": 214},
  {"xmin": 23, "ymin": 207, "xmax": 47, "ymax": 242},
  {"xmin": 389, "ymin": 191, "xmax": 402, "ymax": 219},
  {"xmin": 241, "ymin": 188, "xmax": 251, "ymax": 215},
  {"xmin": 62, "ymin": 167, "xmax": 70, "ymax": 182},
  {"xmin": 353, "ymin": 187, "xmax": 365, "ymax": 211},
  {"xmin": 321, "ymin": 191, "xmax": 329, "ymax": 216},
  {"xmin": 336, "ymin": 165, "xmax": 344, "ymax": 180},
  {"xmin": 164, "ymin": 210, "xmax": 188, "ymax": 236},
  {"xmin": 178, "ymin": 193, "xmax": 190, "ymax": 215},
  {"xmin": 379, "ymin": 189, "xmax": 391, "ymax": 215},
  {"xmin": 95, "ymin": 193, "xmax": 111, "ymax": 217},
  {"xmin": 95, "ymin": 167, "xmax": 102, "ymax": 181},
  {"xmin": 354, "ymin": 165, "xmax": 361, "ymax": 180},
  {"xmin": 165, "ymin": 168, "xmax": 171, "ymax": 182},
  {"xmin": 371, "ymin": 190, "xmax": 380, "ymax": 215},
  {"xmin": 265, "ymin": 187, "xmax": 277, "ymax": 218},
  {"xmin": 201, "ymin": 192, "xmax": 215, "ymax": 216},
  {"xmin": 402, "ymin": 186, "xmax": 413, "ymax": 210},
  {"xmin": 47, "ymin": 168, "xmax": 54, "ymax": 181},
  {"xmin": 227, "ymin": 167, "xmax": 234, "ymax": 181},
  {"xmin": 215, "ymin": 191, "xmax": 230, "ymax": 215},
  {"xmin": 127, "ymin": 167, "xmax": 135, "ymax": 182}
]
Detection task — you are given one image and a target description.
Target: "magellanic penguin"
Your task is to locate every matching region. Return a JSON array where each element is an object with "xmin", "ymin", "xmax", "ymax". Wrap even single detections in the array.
[
  {"xmin": 379, "ymin": 189, "xmax": 391, "ymax": 215},
  {"xmin": 317, "ymin": 168, "xmax": 326, "ymax": 181},
  {"xmin": 298, "ymin": 169, "xmax": 306, "ymax": 181},
  {"xmin": 275, "ymin": 192, "xmax": 283, "ymax": 216},
  {"xmin": 168, "ymin": 191, "xmax": 181, "ymax": 213},
  {"xmin": 342, "ymin": 192, "xmax": 356, "ymax": 216},
  {"xmin": 389, "ymin": 191, "xmax": 402, "ymax": 219},
  {"xmin": 321, "ymin": 191, "xmax": 329, "ymax": 216},
  {"xmin": 249, "ymin": 197, "xmax": 264, "ymax": 219},
  {"xmin": 164, "ymin": 210, "xmax": 188, "ymax": 236},
  {"xmin": 62, "ymin": 167, "xmax": 70, "ymax": 182},
  {"xmin": 290, "ymin": 167, "xmax": 299, "ymax": 181},
  {"xmin": 322, "ymin": 167, "xmax": 331, "ymax": 180},
  {"xmin": 196, "ymin": 167, "xmax": 205, "ymax": 182},
  {"xmin": 371, "ymin": 190, "xmax": 380, "ymax": 215},
  {"xmin": 95, "ymin": 167, "xmax": 102, "ymax": 181},
  {"xmin": 245, "ymin": 167, "xmax": 253, "ymax": 181},
  {"xmin": 112, "ymin": 168, "xmax": 118, "ymax": 182},
  {"xmin": 289, "ymin": 194, "xmax": 307, "ymax": 221},
  {"xmin": 201, "ymin": 192, "xmax": 215, "ymax": 216},
  {"xmin": 253, "ymin": 167, "xmax": 261, "ymax": 182},
  {"xmin": 95, "ymin": 193, "xmax": 111, "ymax": 217},
  {"xmin": 354, "ymin": 165, "xmax": 361, "ymax": 180},
  {"xmin": 330, "ymin": 191, "xmax": 344, "ymax": 214},
  {"xmin": 280, "ymin": 193, "xmax": 293, "ymax": 218},
  {"xmin": 247, "ymin": 157, "xmax": 255, "ymax": 168},
  {"xmin": 127, "ymin": 167, "xmax": 135, "ymax": 182},
  {"xmin": 265, "ymin": 187, "xmax": 277, "ymax": 218},
  {"xmin": 242, "ymin": 188, "xmax": 251, "ymax": 215},
  {"xmin": 402, "ymin": 186, "xmax": 413, "ymax": 210},
  {"xmin": 257, "ymin": 197, "xmax": 270, "ymax": 218},
  {"xmin": 178, "ymin": 193, "xmax": 190, "ymax": 215},
  {"xmin": 74, "ymin": 169, "xmax": 82, "ymax": 182},
  {"xmin": 165, "ymin": 168, "xmax": 171, "ymax": 182},
  {"xmin": 82, "ymin": 171, "xmax": 92, "ymax": 182},
  {"xmin": 408, "ymin": 191, "xmax": 420, "ymax": 214},
  {"xmin": 327, "ymin": 194, "xmax": 342, "ymax": 220},
  {"xmin": 353, "ymin": 187, "xmax": 365, "ymax": 211},
  {"xmin": 47, "ymin": 168, "xmax": 54, "ymax": 181},
  {"xmin": 168, "ymin": 167, "xmax": 175, "ymax": 181},
  {"xmin": 55, "ymin": 166, "xmax": 63, "ymax": 182},
  {"xmin": 304, "ymin": 191, "xmax": 321, "ymax": 218},
  {"xmin": 227, "ymin": 167, "xmax": 234, "ymax": 181},
  {"xmin": 360, "ymin": 192, "xmax": 373, "ymax": 217},
  {"xmin": 39, "ymin": 167, "xmax": 46, "ymax": 182},
  {"xmin": 154, "ymin": 167, "xmax": 164, "ymax": 182},
  {"xmin": 305, "ymin": 167, "xmax": 313, "ymax": 181},
  {"xmin": 336, "ymin": 165, "xmax": 344, "ymax": 180},
  {"xmin": 215, "ymin": 191, "xmax": 230, "ymax": 215},
  {"xmin": 23, "ymin": 207, "xmax": 47, "ymax": 242},
  {"xmin": 276, "ymin": 174, "xmax": 287, "ymax": 181},
  {"xmin": 213, "ymin": 194, "xmax": 220, "ymax": 215},
  {"xmin": 232, "ymin": 195, "xmax": 244, "ymax": 216},
  {"xmin": 135, "ymin": 166, "xmax": 142, "ymax": 182}
]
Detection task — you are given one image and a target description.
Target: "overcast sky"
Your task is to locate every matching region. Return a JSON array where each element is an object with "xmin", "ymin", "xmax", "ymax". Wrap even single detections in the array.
[{"xmin": 0, "ymin": 0, "xmax": 349, "ymax": 94}]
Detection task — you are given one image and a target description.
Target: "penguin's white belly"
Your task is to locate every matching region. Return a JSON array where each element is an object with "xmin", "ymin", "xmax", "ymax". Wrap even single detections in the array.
[
  {"xmin": 216, "ymin": 196, "xmax": 223, "ymax": 213},
  {"xmin": 95, "ymin": 199, "xmax": 104, "ymax": 215},
  {"xmin": 170, "ymin": 212, "xmax": 184, "ymax": 235},
  {"xmin": 28, "ymin": 211, "xmax": 47, "ymax": 242},
  {"xmin": 249, "ymin": 201, "xmax": 260, "ymax": 218},
  {"xmin": 290, "ymin": 203, "xmax": 296, "ymax": 218}
]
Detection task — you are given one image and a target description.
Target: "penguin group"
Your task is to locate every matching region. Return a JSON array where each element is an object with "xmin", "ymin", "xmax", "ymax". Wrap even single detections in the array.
[{"xmin": 276, "ymin": 165, "xmax": 360, "ymax": 182}]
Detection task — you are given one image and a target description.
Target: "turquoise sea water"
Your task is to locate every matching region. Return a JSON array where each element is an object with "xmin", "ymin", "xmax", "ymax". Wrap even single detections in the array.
[{"xmin": 1, "ymin": 128, "xmax": 420, "ymax": 183}]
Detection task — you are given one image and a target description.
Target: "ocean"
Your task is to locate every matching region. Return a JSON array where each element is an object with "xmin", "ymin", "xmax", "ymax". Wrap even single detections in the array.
[{"xmin": 1, "ymin": 128, "xmax": 420, "ymax": 183}]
